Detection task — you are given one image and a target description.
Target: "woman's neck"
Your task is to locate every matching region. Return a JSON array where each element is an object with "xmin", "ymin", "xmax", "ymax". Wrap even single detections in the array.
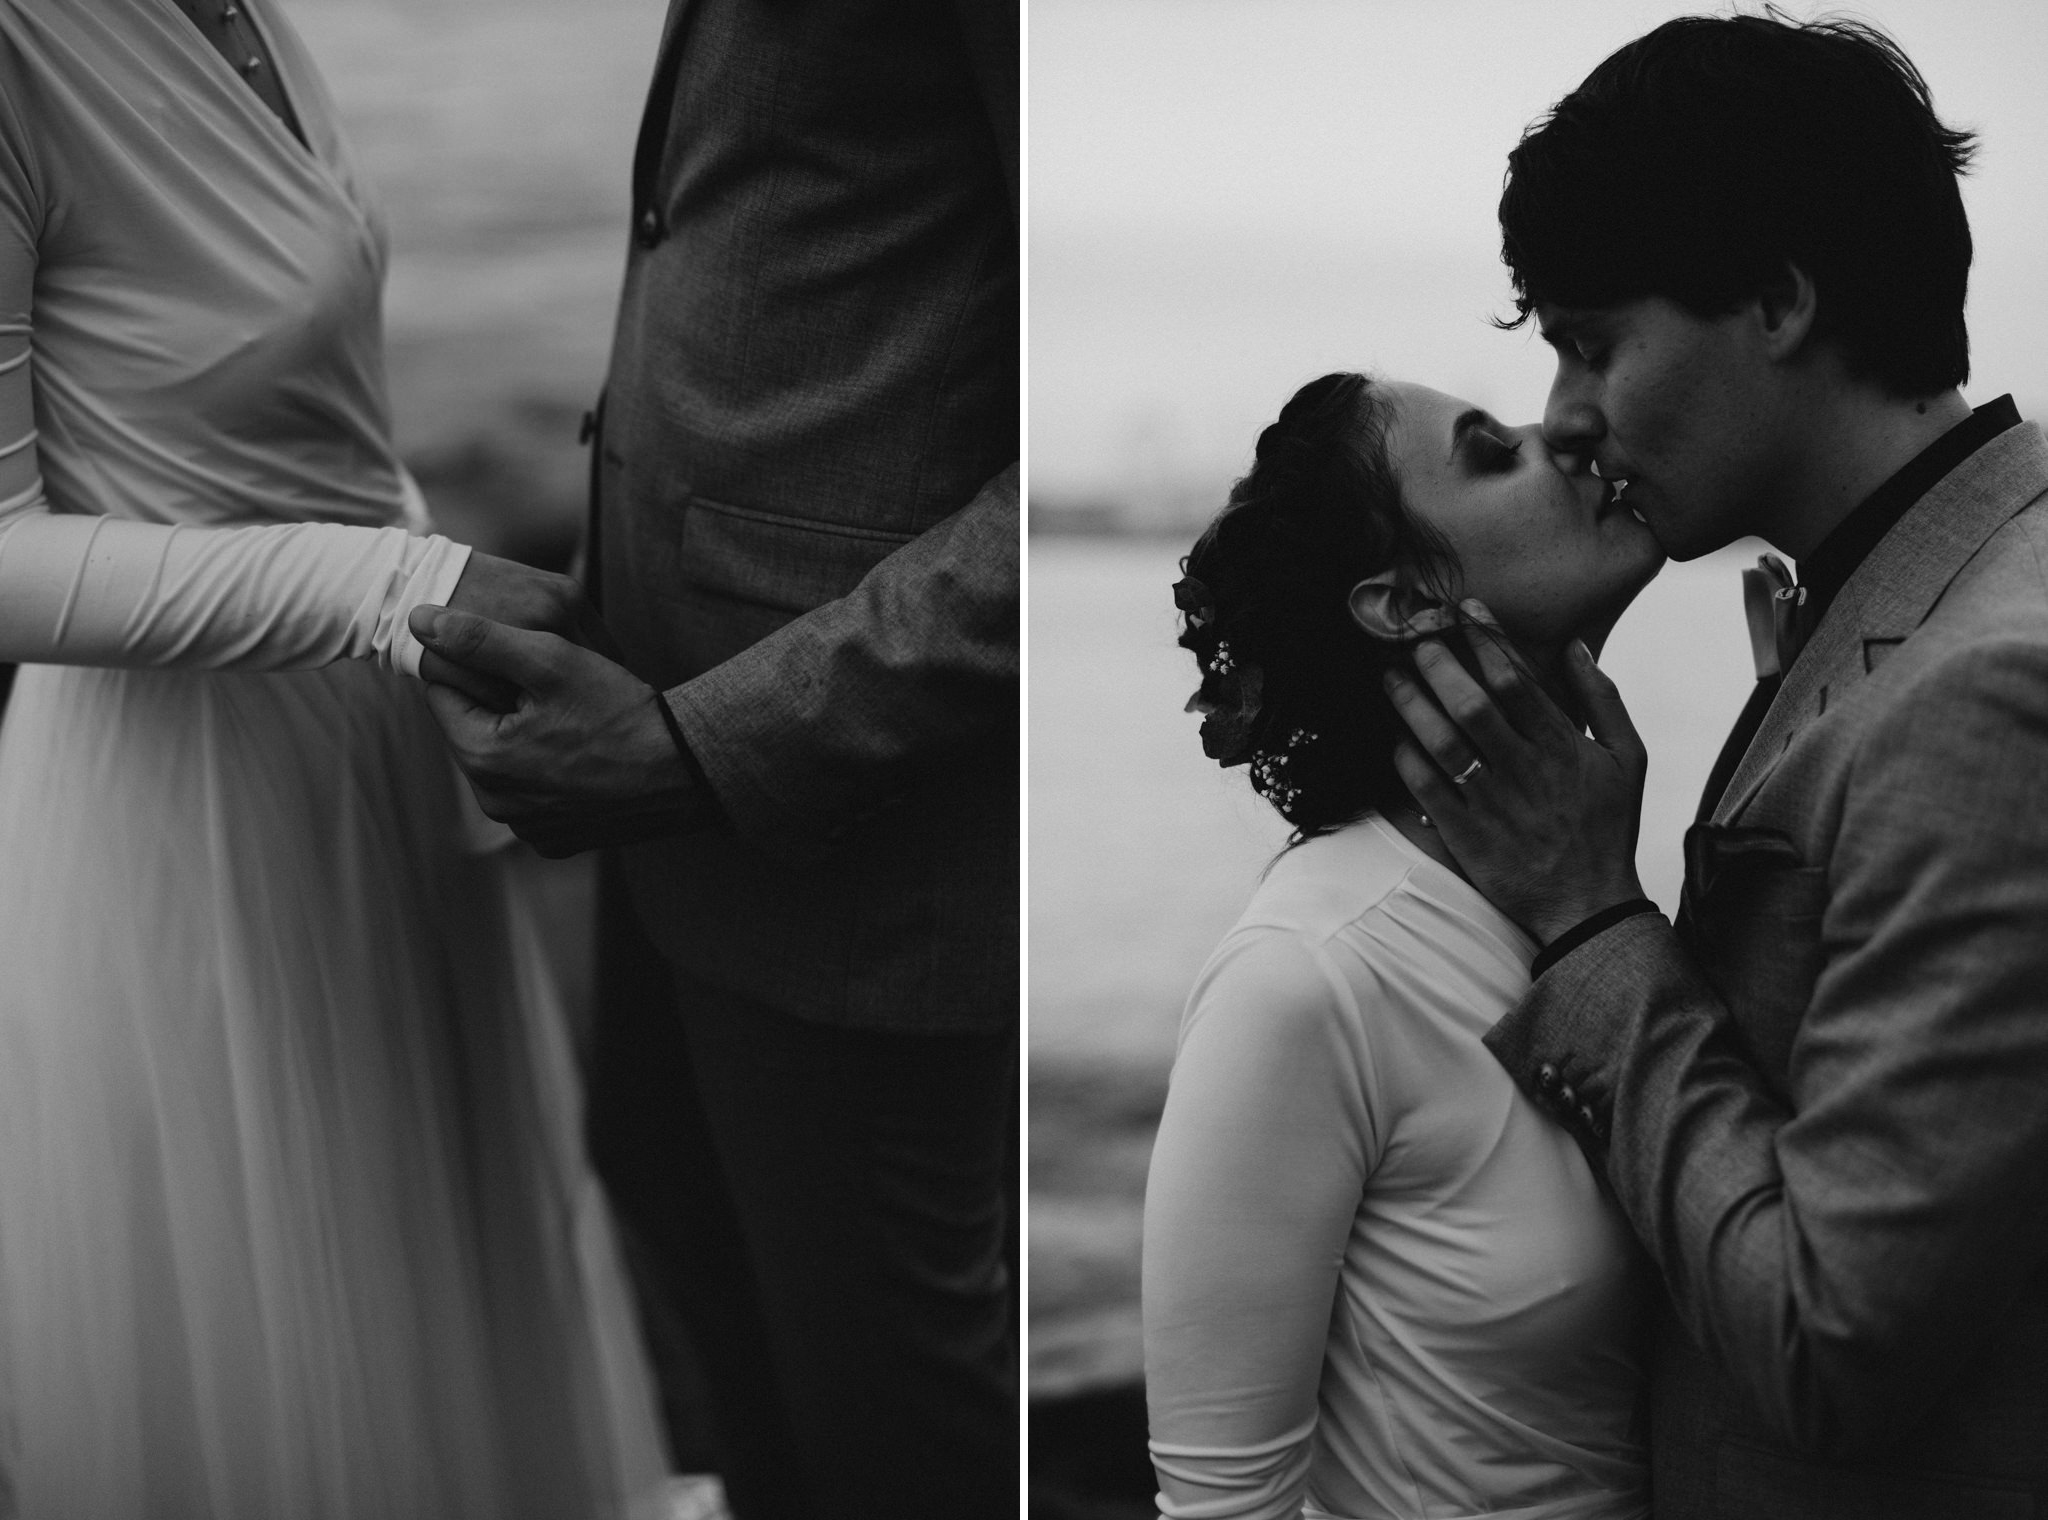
[{"xmin": 1382, "ymin": 806, "xmax": 1467, "ymax": 880}]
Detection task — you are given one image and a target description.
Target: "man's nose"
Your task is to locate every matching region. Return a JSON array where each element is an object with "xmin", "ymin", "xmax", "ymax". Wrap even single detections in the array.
[{"xmin": 1543, "ymin": 389, "xmax": 1604, "ymax": 455}]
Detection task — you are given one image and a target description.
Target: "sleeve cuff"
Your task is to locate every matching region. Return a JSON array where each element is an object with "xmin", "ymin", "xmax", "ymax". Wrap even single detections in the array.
[
  {"xmin": 383, "ymin": 535, "xmax": 472, "ymax": 679},
  {"xmin": 653, "ymin": 689, "xmax": 725, "ymax": 832},
  {"xmin": 1530, "ymin": 897, "xmax": 1663, "ymax": 980}
]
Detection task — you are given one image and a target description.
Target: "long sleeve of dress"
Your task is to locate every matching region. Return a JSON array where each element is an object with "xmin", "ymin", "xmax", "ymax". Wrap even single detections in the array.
[
  {"xmin": 0, "ymin": 91, "xmax": 467, "ymax": 679},
  {"xmin": 1142, "ymin": 929, "xmax": 1386, "ymax": 1520}
]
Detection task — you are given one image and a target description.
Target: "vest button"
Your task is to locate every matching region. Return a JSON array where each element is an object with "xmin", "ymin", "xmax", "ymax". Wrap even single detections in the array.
[{"xmin": 635, "ymin": 207, "xmax": 663, "ymax": 248}]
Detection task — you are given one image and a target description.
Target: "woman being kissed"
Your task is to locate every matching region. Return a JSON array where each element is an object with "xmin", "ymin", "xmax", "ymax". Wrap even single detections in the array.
[{"xmin": 1144, "ymin": 371, "xmax": 1664, "ymax": 1520}]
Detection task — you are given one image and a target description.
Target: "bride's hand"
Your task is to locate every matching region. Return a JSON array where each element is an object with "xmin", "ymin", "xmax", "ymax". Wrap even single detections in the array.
[
  {"xmin": 406, "ymin": 605, "xmax": 710, "ymax": 857},
  {"xmin": 419, "ymin": 551, "xmax": 622, "ymax": 709},
  {"xmin": 1383, "ymin": 605, "xmax": 1649, "ymax": 947}
]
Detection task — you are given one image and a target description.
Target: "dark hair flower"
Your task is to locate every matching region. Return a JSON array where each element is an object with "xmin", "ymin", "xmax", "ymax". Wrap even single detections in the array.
[{"xmin": 1185, "ymin": 643, "xmax": 1263, "ymax": 765}]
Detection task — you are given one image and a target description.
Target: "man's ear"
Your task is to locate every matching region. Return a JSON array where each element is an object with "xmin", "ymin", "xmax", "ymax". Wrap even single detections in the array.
[
  {"xmin": 1757, "ymin": 262, "xmax": 1819, "ymax": 361},
  {"xmin": 1348, "ymin": 570, "xmax": 1455, "ymax": 641}
]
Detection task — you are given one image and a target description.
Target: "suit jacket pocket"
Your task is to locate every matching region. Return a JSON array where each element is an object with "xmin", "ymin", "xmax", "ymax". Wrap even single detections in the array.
[
  {"xmin": 674, "ymin": 494, "xmax": 914, "ymax": 616},
  {"xmin": 1679, "ymin": 823, "xmax": 1828, "ymax": 1096}
]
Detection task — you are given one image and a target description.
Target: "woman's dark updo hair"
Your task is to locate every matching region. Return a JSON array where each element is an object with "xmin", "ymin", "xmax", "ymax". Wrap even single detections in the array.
[{"xmin": 1177, "ymin": 372, "xmax": 1461, "ymax": 837}]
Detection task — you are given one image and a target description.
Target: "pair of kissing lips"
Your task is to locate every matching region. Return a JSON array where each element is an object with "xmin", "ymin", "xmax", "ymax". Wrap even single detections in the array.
[{"xmin": 1593, "ymin": 459, "xmax": 1644, "ymax": 522}]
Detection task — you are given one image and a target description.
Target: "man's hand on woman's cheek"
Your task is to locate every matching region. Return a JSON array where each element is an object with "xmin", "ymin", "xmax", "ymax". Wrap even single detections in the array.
[{"xmin": 1383, "ymin": 605, "xmax": 1649, "ymax": 946}]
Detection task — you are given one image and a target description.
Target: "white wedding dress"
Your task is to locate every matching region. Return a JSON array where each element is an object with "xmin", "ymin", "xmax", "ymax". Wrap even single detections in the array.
[
  {"xmin": 0, "ymin": 3, "xmax": 666, "ymax": 1515},
  {"xmin": 1144, "ymin": 816, "xmax": 1649, "ymax": 1520}
]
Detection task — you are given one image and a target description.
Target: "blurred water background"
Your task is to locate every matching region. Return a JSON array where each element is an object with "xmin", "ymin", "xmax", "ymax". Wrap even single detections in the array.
[
  {"xmin": 291, "ymin": 0, "xmax": 666, "ymax": 567},
  {"xmin": 1029, "ymin": 2, "xmax": 2048, "ymax": 1508}
]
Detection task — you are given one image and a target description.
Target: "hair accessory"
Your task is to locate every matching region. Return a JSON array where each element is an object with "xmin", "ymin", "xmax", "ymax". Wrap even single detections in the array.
[
  {"xmin": 1250, "ymin": 750, "xmax": 1298, "ymax": 813},
  {"xmin": 1176, "ymin": 574, "xmax": 1267, "ymax": 764},
  {"xmin": 1172, "ymin": 574, "xmax": 1215, "ymax": 628},
  {"xmin": 1248, "ymin": 727, "xmax": 1319, "ymax": 815},
  {"xmin": 1184, "ymin": 657, "xmax": 1264, "ymax": 765},
  {"xmin": 1451, "ymin": 757, "xmax": 1484, "ymax": 786}
]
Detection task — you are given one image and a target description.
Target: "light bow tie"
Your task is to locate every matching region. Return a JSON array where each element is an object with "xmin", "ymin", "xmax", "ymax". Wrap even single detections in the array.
[{"xmin": 1741, "ymin": 553, "xmax": 1808, "ymax": 680}]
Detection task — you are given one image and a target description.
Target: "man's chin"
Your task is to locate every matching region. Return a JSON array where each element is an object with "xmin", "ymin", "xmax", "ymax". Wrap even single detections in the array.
[
  {"xmin": 1640, "ymin": 502, "xmax": 1743, "ymax": 563},
  {"xmin": 1646, "ymin": 522, "xmax": 1719, "ymax": 563}
]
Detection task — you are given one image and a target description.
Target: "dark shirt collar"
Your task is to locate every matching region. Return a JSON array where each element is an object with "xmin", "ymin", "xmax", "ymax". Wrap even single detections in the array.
[{"xmin": 1797, "ymin": 394, "xmax": 2021, "ymax": 629}]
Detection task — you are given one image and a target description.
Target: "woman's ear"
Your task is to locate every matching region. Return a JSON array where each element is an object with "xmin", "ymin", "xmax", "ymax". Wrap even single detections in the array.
[{"xmin": 1348, "ymin": 571, "xmax": 1454, "ymax": 640}]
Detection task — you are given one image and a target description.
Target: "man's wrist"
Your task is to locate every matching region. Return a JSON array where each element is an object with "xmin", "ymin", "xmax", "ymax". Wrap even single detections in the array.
[{"xmin": 1529, "ymin": 897, "xmax": 1662, "ymax": 979}]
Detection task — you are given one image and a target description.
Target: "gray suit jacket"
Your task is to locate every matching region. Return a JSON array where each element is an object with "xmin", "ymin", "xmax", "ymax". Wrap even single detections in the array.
[
  {"xmin": 591, "ymin": 0, "xmax": 1017, "ymax": 1032},
  {"xmin": 1488, "ymin": 422, "xmax": 2048, "ymax": 1516}
]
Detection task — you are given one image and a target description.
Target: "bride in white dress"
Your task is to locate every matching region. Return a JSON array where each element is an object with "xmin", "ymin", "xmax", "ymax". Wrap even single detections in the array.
[
  {"xmin": 1145, "ymin": 373, "xmax": 1665, "ymax": 1520},
  {"xmin": 0, "ymin": 2, "xmax": 665, "ymax": 1514}
]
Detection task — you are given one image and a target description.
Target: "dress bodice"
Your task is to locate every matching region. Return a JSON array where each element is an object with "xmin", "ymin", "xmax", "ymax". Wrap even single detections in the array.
[
  {"xmin": 0, "ymin": 0, "xmax": 466, "ymax": 679},
  {"xmin": 1, "ymin": 0, "xmax": 417, "ymax": 533}
]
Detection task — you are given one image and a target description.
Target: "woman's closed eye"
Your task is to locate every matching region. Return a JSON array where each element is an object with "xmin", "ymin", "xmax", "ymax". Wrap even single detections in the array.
[
  {"xmin": 1474, "ymin": 432, "xmax": 1522, "ymax": 472},
  {"xmin": 1449, "ymin": 408, "xmax": 1524, "ymax": 475}
]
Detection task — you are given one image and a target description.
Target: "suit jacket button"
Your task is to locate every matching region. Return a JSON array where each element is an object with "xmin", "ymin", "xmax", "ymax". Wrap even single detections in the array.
[
  {"xmin": 1536, "ymin": 1063, "xmax": 1561, "ymax": 1095},
  {"xmin": 1559, "ymin": 1082, "xmax": 1580, "ymax": 1111},
  {"xmin": 1578, "ymin": 1103, "xmax": 1600, "ymax": 1135},
  {"xmin": 635, "ymin": 207, "xmax": 664, "ymax": 248}
]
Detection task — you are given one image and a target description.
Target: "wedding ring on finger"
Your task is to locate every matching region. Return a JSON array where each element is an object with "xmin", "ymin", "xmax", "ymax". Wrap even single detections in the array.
[{"xmin": 1451, "ymin": 757, "xmax": 1484, "ymax": 786}]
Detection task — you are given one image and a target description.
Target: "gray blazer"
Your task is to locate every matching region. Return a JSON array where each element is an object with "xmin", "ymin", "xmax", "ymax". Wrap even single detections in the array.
[
  {"xmin": 1489, "ymin": 422, "xmax": 2048, "ymax": 1516},
  {"xmin": 590, "ymin": 0, "xmax": 1017, "ymax": 1032}
]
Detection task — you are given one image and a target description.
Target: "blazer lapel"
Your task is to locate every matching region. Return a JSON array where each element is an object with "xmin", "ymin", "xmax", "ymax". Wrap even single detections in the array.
[
  {"xmin": 657, "ymin": 0, "xmax": 694, "ymax": 51},
  {"xmin": 632, "ymin": 0, "xmax": 694, "ymax": 206},
  {"xmin": 1713, "ymin": 421, "xmax": 2048, "ymax": 823}
]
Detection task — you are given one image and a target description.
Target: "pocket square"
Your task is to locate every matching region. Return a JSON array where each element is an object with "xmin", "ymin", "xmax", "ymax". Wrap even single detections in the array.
[
  {"xmin": 1683, "ymin": 821, "xmax": 1805, "ymax": 908},
  {"xmin": 1678, "ymin": 823, "xmax": 1828, "ymax": 1088}
]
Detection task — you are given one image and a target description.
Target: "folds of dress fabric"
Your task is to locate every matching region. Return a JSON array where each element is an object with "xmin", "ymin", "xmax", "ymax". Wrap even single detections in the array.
[{"xmin": 0, "ymin": 661, "xmax": 666, "ymax": 1518}]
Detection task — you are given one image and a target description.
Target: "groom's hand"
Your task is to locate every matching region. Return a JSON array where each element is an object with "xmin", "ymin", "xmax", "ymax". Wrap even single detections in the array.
[
  {"xmin": 408, "ymin": 605, "xmax": 712, "ymax": 857},
  {"xmin": 417, "ymin": 552, "xmax": 622, "ymax": 711},
  {"xmin": 1383, "ymin": 604, "xmax": 1648, "ymax": 946}
]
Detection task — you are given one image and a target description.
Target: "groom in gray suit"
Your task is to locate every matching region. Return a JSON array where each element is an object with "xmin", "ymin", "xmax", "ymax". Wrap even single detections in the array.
[
  {"xmin": 1388, "ymin": 15, "xmax": 2048, "ymax": 1518},
  {"xmin": 409, "ymin": 2, "xmax": 1017, "ymax": 1516}
]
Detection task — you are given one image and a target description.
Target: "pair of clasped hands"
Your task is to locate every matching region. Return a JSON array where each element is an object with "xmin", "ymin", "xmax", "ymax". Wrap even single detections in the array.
[
  {"xmin": 1380, "ymin": 602, "xmax": 1652, "ymax": 948},
  {"xmin": 405, "ymin": 552, "xmax": 697, "ymax": 858}
]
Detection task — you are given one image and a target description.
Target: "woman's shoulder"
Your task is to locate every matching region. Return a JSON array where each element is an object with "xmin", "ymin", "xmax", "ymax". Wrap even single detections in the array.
[
  {"xmin": 0, "ymin": 7, "xmax": 74, "ymax": 163},
  {"xmin": 1187, "ymin": 820, "xmax": 1425, "ymax": 1032},
  {"xmin": 1232, "ymin": 816, "xmax": 1422, "ymax": 942},
  {"xmin": 1190, "ymin": 815, "xmax": 1533, "ymax": 1047},
  {"xmin": 1175, "ymin": 823, "xmax": 1452, "ymax": 1140}
]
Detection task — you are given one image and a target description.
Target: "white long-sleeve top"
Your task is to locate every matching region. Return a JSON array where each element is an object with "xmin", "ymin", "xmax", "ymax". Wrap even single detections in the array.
[
  {"xmin": 0, "ymin": 1, "xmax": 468, "ymax": 678},
  {"xmin": 1143, "ymin": 816, "xmax": 1651, "ymax": 1520}
]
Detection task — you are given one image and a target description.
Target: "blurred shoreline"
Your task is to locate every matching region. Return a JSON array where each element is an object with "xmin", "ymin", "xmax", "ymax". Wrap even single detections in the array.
[
  {"xmin": 1030, "ymin": 489, "xmax": 1221, "ymax": 541},
  {"xmin": 291, "ymin": 0, "xmax": 664, "ymax": 568}
]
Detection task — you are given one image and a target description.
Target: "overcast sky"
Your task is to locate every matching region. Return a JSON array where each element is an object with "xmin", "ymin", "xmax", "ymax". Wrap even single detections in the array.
[{"xmin": 1031, "ymin": 0, "xmax": 2048, "ymax": 502}]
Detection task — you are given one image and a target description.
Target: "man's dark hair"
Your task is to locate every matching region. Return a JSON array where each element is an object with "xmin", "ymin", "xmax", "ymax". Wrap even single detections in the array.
[{"xmin": 1498, "ymin": 10, "xmax": 1978, "ymax": 396}]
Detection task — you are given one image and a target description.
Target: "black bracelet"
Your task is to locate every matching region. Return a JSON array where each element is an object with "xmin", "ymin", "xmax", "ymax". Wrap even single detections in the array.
[{"xmin": 1529, "ymin": 897, "xmax": 1661, "ymax": 980}]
